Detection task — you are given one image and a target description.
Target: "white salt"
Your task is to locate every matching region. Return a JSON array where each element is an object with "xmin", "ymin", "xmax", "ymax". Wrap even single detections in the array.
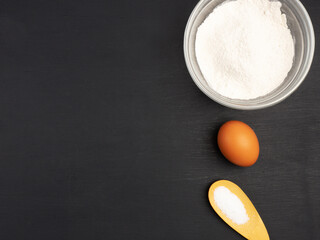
[
  {"xmin": 195, "ymin": 0, "xmax": 294, "ymax": 100},
  {"xmin": 214, "ymin": 186, "xmax": 249, "ymax": 225}
]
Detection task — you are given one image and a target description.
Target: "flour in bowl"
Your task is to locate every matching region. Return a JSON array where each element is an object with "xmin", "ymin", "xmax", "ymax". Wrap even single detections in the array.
[{"xmin": 195, "ymin": 0, "xmax": 294, "ymax": 100}]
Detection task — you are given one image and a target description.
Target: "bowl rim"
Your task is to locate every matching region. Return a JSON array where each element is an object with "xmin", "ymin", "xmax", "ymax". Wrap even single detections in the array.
[{"xmin": 183, "ymin": 0, "xmax": 315, "ymax": 110}]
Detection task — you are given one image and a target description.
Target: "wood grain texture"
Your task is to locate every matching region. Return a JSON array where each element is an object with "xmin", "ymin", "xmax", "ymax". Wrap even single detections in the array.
[{"xmin": 0, "ymin": 0, "xmax": 319, "ymax": 239}]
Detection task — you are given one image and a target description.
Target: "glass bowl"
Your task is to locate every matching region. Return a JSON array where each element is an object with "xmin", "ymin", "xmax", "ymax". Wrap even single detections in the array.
[{"xmin": 184, "ymin": 0, "xmax": 315, "ymax": 110}]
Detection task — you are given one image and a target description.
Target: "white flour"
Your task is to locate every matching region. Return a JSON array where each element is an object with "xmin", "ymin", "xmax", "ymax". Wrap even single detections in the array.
[
  {"xmin": 214, "ymin": 186, "xmax": 249, "ymax": 224},
  {"xmin": 195, "ymin": 0, "xmax": 294, "ymax": 100}
]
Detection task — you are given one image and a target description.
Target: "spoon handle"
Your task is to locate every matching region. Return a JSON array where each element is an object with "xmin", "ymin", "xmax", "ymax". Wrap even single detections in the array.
[{"xmin": 248, "ymin": 223, "xmax": 270, "ymax": 240}]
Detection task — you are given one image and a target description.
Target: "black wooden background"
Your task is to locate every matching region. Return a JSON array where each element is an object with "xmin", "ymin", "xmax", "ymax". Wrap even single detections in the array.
[{"xmin": 0, "ymin": 0, "xmax": 319, "ymax": 239}]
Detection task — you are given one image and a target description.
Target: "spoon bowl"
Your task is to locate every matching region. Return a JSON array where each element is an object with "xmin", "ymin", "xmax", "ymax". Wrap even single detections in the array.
[{"xmin": 208, "ymin": 180, "xmax": 269, "ymax": 240}]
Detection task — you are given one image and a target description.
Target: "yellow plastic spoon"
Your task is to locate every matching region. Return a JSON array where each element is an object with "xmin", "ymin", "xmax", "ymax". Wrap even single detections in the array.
[{"xmin": 208, "ymin": 180, "xmax": 269, "ymax": 240}]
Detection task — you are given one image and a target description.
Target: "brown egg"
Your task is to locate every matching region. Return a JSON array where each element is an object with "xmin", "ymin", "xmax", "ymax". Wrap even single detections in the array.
[{"xmin": 217, "ymin": 121, "xmax": 259, "ymax": 167}]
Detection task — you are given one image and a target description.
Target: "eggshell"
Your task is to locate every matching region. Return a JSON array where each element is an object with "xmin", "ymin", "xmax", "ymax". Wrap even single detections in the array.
[{"xmin": 217, "ymin": 121, "xmax": 259, "ymax": 167}]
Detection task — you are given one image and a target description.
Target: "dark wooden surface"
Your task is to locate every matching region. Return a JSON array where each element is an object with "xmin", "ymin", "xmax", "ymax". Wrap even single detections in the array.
[{"xmin": 0, "ymin": 0, "xmax": 319, "ymax": 239}]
